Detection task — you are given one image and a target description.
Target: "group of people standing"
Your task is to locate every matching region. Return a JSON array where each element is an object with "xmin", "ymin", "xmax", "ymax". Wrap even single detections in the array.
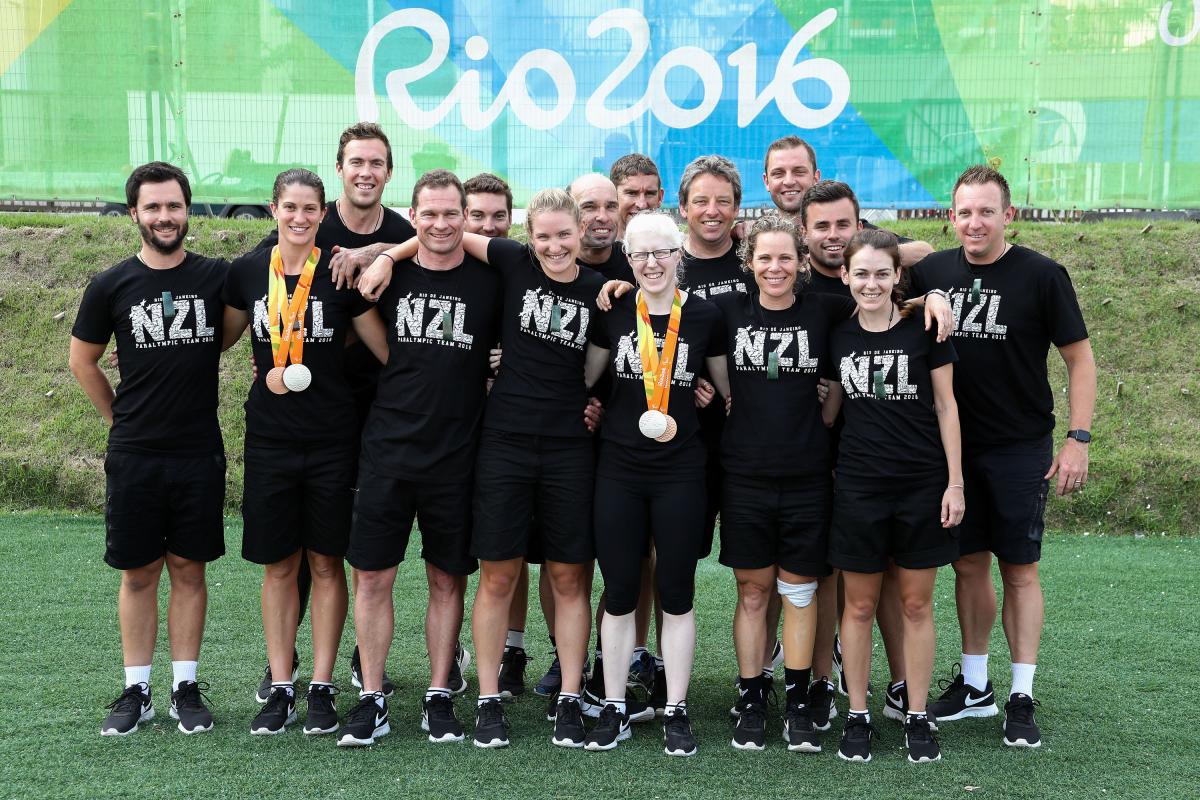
[{"xmin": 69, "ymin": 123, "xmax": 1095, "ymax": 765}]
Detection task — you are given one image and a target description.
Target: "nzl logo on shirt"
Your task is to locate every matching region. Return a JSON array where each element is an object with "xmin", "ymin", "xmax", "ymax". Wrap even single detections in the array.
[
  {"xmin": 394, "ymin": 291, "xmax": 474, "ymax": 350},
  {"xmin": 733, "ymin": 325, "xmax": 818, "ymax": 375},
  {"xmin": 950, "ymin": 287, "xmax": 1008, "ymax": 341},
  {"xmin": 251, "ymin": 295, "xmax": 336, "ymax": 343},
  {"xmin": 519, "ymin": 289, "xmax": 589, "ymax": 350},
  {"xmin": 839, "ymin": 349, "xmax": 918, "ymax": 401},
  {"xmin": 129, "ymin": 294, "xmax": 215, "ymax": 349},
  {"xmin": 613, "ymin": 331, "xmax": 695, "ymax": 384}
]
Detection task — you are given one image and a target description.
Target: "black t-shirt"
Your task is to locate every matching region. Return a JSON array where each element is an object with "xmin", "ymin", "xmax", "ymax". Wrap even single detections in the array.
[
  {"xmin": 72, "ymin": 253, "xmax": 226, "ymax": 456},
  {"xmin": 579, "ymin": 247, "xmax": 635, "ymax": 284},
  {"xmin": 484, "ymin": 238, "xmax": 606, "ymax": 438},
  {"xmin": 360, "ymin": 255, "xmax": 502, "ymax": 479},
  {"xmin": 222, "ymin": 248, "xmax": 373, "ymax": 443},
  {"xmin": 680, "ymin": 244, "xmax": 749, "ymax": 300},
  {"xmin": 805, "ymin": 267, "xmax": 851, "ymax": 298},
  {"xmin": 908, "ymin": 245, "xmax": 1088, "ymax": 449},
  {"xmin": 255, "ymin": 201, "xmax": 416, "ymax": 252},
  {"xmin": 829, "ymin": 314, "xmax": 957, "ymax": 487},
  {"xmin": 714, "ymin": 291, "xmax": 856, "ymax": 477},
  {"xmin": 588, "ymin": 292, "xmax": 727, "ymax": 479}
]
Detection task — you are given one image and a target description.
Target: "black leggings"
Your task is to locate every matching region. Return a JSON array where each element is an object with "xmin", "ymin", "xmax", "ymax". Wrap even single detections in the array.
[{"xmin": 594, "ymin": 475, "xmax": 706, "ymax": 616}]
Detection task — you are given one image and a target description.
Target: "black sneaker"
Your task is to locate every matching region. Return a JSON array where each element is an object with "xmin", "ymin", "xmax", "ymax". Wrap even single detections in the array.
[
  {"xmin": 250, "ymin": 686, "xmax": 296, "ymax": 735},
  {"xmin": 628, "ymin": 650, "xmax": 655, "ymax": 692},
  {"xmin": 535, "ymin": 653, "xmax": 562, "ymax": 696},
  {"xmin": 256, "ymin": 650, "xmax": 301, "ymax": 704},
  {"xmin": 472, "ymin": 697, "xmax": 509, "ymax": 748},
  {"xmin": 649, "ymin": 665, "xmax": 667, "ymax": 716},
  {"xmin": 581, "ymin": 659, "xmax": 605, "ymax": 716},
  {"xmin": 583, "ymin": 704, "xmax": 630, "ymax": 751},
  {"xmin": 883, "ymin": 681, "xmax": 909, "ymax": 723},
  {"xmin": 349, "ymin": 645, "xmax": 394, "ymax": 698},
  {"xmin": 731, "ymin": 675, "xmax": 778, "ymax": 718},
  {"xmin": 303, "ymin": 683, "xmax": 339, "ymax": 735},
  {"xmin": 498, "ymin": 646, "xmax": 528, "ymax": 699},
  {"xmin": 833, "ymin": 634, "xmax": 847, "ymax": 696},
  {"xmin": 731, "ymin": 701, "xmax": 766, "ymax": 751},
  {"xmin": 1003, "ymin": 693, "xmax": 1042, "ymax": 748},
  {"xmin": 448, "ymin": 643, "xmax": 471, "ymax": 696},
  {"xmin": 101, "ymin": 684, "xmax": 153, "ymax": 736},
  {"xmin": 783, "ymin": 702, "xmax": 821, "ymax": 753},
  {"xmin": 422, "ymin": 692, "xmax": 465, "ymax": 743},
  {"xmin": 929, "ymin": 666, "xmax": 998, "ymax": 722},
  {"xmin": 905, "ymin": 714, "xmax": 942, "ymax": 762},
  {"xmin": 337, "ymin": 694, "xmax": 389, "ymax": 747},
  {"xmin": 170, "ymin": 681, "xmax": 214, "ymax": 734},
  {"xmin": 663, "ymin": 708, "xmax": 698, "ymax": 757},
  {"xmin": 808, "ymin": 678, "xmax": 838, "ymax": 731},
  {"xmin": 551, "ymin": 696, "xmax": 586, "ymax": 748},
  {"xmin": 837, "ymin": 713, "xmax": 875, "ymax": 763}
]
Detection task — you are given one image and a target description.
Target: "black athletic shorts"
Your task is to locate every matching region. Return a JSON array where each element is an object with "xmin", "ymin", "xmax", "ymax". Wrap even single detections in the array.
[
  {"xmin": 829, "ymin": 479, "xmax": 958, "ymax": 573},
  {"xmin": 719, "ymin": 473, "xmax": 832, "ymax": 578},
  {"xmin": 959, "ymin": 435, "xmax": 1053, "ymax": 565},
  {"xmin": 471, "ymin": 429, "xmax": 594, "ymax": 564},
  {"xmin": 103, "ymin": 449, "xmax": 226, "ymax": 570},
  {"xmin": 347, "ymin": 464, "xmax": 477, "ymax": 576},
  {"xmin": 241, "ymin": 437, "xmax": 356, "ymax": 564}
]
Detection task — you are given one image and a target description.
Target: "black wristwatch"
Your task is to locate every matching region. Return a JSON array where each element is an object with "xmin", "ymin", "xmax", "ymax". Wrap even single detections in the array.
[{"xmin": 1066, "ymin": 429, "xmax": 1092, "ymax": 444}]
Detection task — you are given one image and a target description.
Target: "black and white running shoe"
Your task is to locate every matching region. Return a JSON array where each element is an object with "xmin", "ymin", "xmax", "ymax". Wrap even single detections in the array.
[
  {"xmin": 349, "ymin": 645, "xmax": 394, "ymax": 698},
  {"xmin": 808, "ymin": 678, "xmax": 838, "ymax": 731},
  {"xmin": 256, "ymin": 650, "xmax": 300, "ymax": 704},
  {"xmin": 904, "ymin": 714, "xmax": 942, "ymax": 762},
  {"xmin": 929, "ymin": 666, "xmax": 998, "ymax": 722},
  {"xmin": 535, "ymin": 652, "xmax": 562, "ymax": 697},
  {"xmin": 498, "ymin": 646, "xmax": 529, "ymax": 699},
  {"xmin": 782, "ymin": 702, "xmax": 821, "ymax": 753},
  {"xmin": 472, "ymin": 697, "xmax": 509, "ymax": 748},
  {"xmin": 628, "ymin": 650, "xmax": 655, "ymax": 693},
  {"xmin": 551, "ymin": 696, "xmax": 586, "ymax": 748},
  {"xmin": 170, "ymin": 681, "xmax": 214, "ymax": 734},
  {"xmin": 883, "ymin": 681, "xmax": 909, "ymax": 722},
  {"xmin": 731, "ymin": 701, "xmax": 766, "ymax": 751},
  {"xmin": 448, "ymin": 643, "xmax": 471, "ymax": 696},
  {"xmin": 422, "ymin": 692, "xmax": 465, "ymax": 743},
  {"xmin": 837, "ymin": 713, "xmax": 875, "ymax": 763},
  {"xmin": 583, "ymin": 704, "xmax": 630, "ymax": 751},
  {"xmin": 337, "ymin": 693, "xmax": 389, "ymax": 747},
  {"xmin": 663, "ymin": 708, "xmax": 698, "ymax": 757},
  {"xmin": 101, "ymin": 684, "xmax": 153, "ymax": 736},
  {"xmin": 582, "ymin": 685, "xmax": 652, "ymax": 722},
  {"xmin": 303, "ymin": 683, "xmax": 339, "ymax": 735},
  {"xmin": 1003, "ymin": 693, "xmax": 1042, "ymax": 748},
  {"xmin": 251, "ymin": 687, "xmax": 296, "ymax": 735}
]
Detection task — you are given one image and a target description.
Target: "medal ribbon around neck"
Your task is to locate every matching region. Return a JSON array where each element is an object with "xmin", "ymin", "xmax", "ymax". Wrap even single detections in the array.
[
  {"xmin": 636, "ymin": 289, "xmax": 683, "ymax": 414},
  {"xmin": 268, "ymin": 245, "xmax": 320, "ymax": 368}
]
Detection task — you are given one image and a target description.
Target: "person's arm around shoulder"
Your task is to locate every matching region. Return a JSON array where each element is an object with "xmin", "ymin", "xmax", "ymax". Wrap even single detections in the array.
[
  {"xmin": 821, "ymin": 381, "xmax": 843, "ymax": 428},
  {"xmin": 352, "ymin": 307, "xmax": 390, "ymax": 365},
  {"xmin": 584, "ymin": 342, "xmax": 610, "ymax": 391},
  {"xmin": 898, "ymin": 239, "xmax": 934, "ymax": 268},
  {"xmin": 931, "ymin": 363, "xmax": 965, "ymax": 528},
  {"xmin": 1047, "ymin": 338, "xmax": 1096, "ymax": 497},
  {"xmin": 358, "ymin": 238, "xmax": 418, "ymax": 301},
  {"xmin": 69, "ymin": 337, "xmax": 116, "ymax": 425}
]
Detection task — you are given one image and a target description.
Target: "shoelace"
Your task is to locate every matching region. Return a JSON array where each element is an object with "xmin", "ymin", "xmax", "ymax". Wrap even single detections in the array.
[
  {"xmin": 1005, "ymin": 696, "xmax": 1041, "ymax": 724},
  {"xmin": 739, "ymin": 702, "xmax": 767, "ymax": 728},
  {"xmin": 596, "ymin": 705, "xmax": 624, "ymax": 731},
  {"xmin": 106, "ymin": 684, "xmax": 148, "ymax": 712},
  {"xmin": 175, "ymin": 681, "xmax": 212, "ymax": 711},
  {"xmin": 263, "ymin": 687, "xmax": 295, "ymax": 713},
  {"xmin": 477, "ymin": 699, "xmax": 508, "ymax": 729},
  {"xmin": 935, "ymin": 663, "xmax": 966, "ymax": 693},
  {"xmin": 786, "ymin": 703, "xmax": 815, "ymax": 730},
  {"xmin": 844, "ymin": 716, "xmax": 877, "ymax": 741},
  {"xmin": 305, "ymin": 683, "xmax": 341, "ymax": 701},
  {"xmin": 904, "ymin": 716, "xmax": 935, "ymax": 742},
  {"xmin": 664, "ymin": 711, "xmax": 691, "ymax": 737},
  {"xmin": 347, "ymin": 694, "xmax": 384, "ymax": 724}
]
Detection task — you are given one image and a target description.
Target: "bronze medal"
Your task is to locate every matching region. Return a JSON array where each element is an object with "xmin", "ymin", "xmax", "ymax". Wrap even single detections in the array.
[
  {"xmin": 655, "ymin": 414, "xmax": 678, "ymax": 443},
  {"xmin": 266, "ymin": 366, "xmax": 289, "ymax": 395}
]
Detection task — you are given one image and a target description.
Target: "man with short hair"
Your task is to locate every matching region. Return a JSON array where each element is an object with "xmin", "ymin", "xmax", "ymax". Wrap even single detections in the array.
[
  {"xmin": 464, "ymin": 173, "xmax": 513, "ymax": 238},
  {"xmin": 338, "ymin": 170, "xmax": 502, "ymax": 747},
  {"xmin": 70, "ymin": 162, "xmax": 226, "ymax": 737},
  {"xmin": 610, "ymin": 153, "xmax": 664, "ymax": 233},
  {"xmin": 570, "ymin": 173, "xmax": 635, "ymax": 283},
  {"xmin": 910, "ymin": 165, "xmax": 1095, "ymax": 749}
]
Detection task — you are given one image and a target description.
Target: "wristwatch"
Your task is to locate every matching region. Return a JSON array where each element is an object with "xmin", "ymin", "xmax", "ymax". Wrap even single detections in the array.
[{"xmin": 1066, "ymin": 429, "xmax": 1092, "ymax": 444}]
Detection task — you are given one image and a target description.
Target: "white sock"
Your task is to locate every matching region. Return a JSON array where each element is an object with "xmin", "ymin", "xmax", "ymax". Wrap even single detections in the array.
[
  {"xmin": 850, "ymin": 708, "xmax": 871, "ymax": 722},
  {"xmin": 631, "ymin": 646, "xmax": 648, "ymax": 666},
  {"xmin": 171, "ymin": 660, "xmax": 197, "ymax": 691},
  {"xmin": 310, "ymin": 680, "xmax": 333, "ymax": 688},
  {"xmin": 477, "ymin": 693, "xmax": 501, "ymax": 707},
  {"xmin": 961, "ymin": 653, "xmax": 989, "ymax": 692},
  {"xmin": 425, "ymin": 687, "xmax": 450, "ymax": 701},
  {"xmin": 125, "ymin": 665, "xmax": 151, "ymax": 689},
  {"xmin": 362, "ymin": 691, "xmax": 385, "ymax": 708},
  {"xmin": 1011, "ymin": 663, "xmax": 1036, "ymax": 698},
  {"xmin": 506, "ymin": 629, "xmax": 525, "ymax": 650},
  {"xmin": 270, "ymin": 681, "xmax": 295, "ymax": 697},
  {"xmin": 605, "ymin": 697, "xmax": 626, "ymax": 715},
  {"xmin": 665, "ymin": 702, "xmax": 687, "ymax": 717}
]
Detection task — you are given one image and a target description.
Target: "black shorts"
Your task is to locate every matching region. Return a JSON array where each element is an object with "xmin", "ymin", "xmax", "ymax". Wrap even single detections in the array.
[
  {"xmin": 241, "ymin": 437, "xmax": 356, "ymax": 564},
  {"xmin": 829, "ymin": 479, "xmax": 958, "ymax": 573},
  {"xmin": 719, "ymin": 473, "xmax": 832, "ymax": 578},
  {"xmin": 347, "ymin": 464, "xmax": 477, "ymax": 576},
  {"xmin": 471, "ymin": 430, "xmax": 594, "ymax": 564},
  {"xmin": 959, "ymin": 436, "xmax": 1053, "ymax": 565},
  {"xmin": 103, "ymin": 449, "xmax": 226, "ymax": 570}
]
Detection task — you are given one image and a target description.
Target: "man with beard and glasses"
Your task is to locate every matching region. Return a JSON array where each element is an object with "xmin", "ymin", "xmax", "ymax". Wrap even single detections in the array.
[{"xmin": 70, "ymin": 162, "xmax": 228, "ymax": 737}]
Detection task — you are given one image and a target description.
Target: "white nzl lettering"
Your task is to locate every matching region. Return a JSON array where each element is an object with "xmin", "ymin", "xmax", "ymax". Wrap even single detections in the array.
[
  {"xmin": 733, "ymin": 327, "xmax": 818, "ymax": 371},
  {"xmin": 519, "ymin": 290, "xmax": 589, "ymax": 345},
  {"xmin": 839, "ymin": 353, "xmax": 917, "ymax": 397},
  {"xmin": 614, "ymin": 334, "xmax": 694, "ymax": 383},
  {"xmin": 131, "ymin": 298, "xmax": 215, "ymax": 344}
]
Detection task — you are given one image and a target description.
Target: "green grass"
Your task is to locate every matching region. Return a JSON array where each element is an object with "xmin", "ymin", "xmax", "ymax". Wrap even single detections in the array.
[
  {"xmin": 0, "ymin": 512, "xmax": 1196, "ymax": 799},
  {"xmin": 2, "ymin": 214, "xmax": 1198, "ymax": 534}
]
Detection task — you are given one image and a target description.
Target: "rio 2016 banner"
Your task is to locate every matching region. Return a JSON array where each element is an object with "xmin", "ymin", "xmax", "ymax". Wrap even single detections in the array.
[{"xmin": 1, "ymin": 1, "xmax": 1198, "ymax": 209}]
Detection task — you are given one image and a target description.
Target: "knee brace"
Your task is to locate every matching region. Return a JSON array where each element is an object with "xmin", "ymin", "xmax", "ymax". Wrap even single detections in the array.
[{"xmin": 776, "ymin": 579, "xmax": 818, "ymax": 609}]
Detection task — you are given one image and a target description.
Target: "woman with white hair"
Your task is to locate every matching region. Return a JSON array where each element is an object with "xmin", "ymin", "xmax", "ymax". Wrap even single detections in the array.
[{"xmin": 581, "ymin": 211, "xmax": 730, "ymax": 756}]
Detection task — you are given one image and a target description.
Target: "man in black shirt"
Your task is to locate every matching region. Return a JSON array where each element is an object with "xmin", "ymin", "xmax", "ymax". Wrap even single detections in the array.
[
  {"xmin": 70, "ymin": 162, "xmax": 225, "ymax": 737},
  {"xmin": 610, "ymin": 153, "xmax": 665, "ymax": 236},
  {"xmin": 464, "ymin": 173, "xmax": 513, "ymax": 239},
  {"xmin": 570, "ymin": 173, "xmax": 634, "ymax": 283},
  {"xmin": 910, "ymin": 165, "xmax": 1095, "ymax": 748}
]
